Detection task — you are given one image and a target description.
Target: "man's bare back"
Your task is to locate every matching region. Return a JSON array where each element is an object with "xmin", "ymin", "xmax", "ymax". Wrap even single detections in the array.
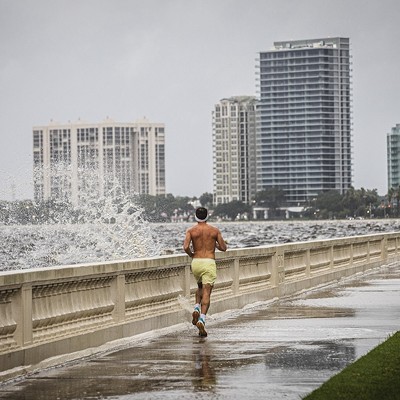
[{"xmin": 184, "ymin": 223, "xmax": 226, "ymax": 259}]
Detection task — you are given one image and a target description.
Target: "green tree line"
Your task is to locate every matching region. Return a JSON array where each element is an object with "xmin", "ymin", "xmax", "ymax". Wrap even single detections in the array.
[{"xmin": 1, "ymin": 187, "xmax": 399, "ymax": 224}]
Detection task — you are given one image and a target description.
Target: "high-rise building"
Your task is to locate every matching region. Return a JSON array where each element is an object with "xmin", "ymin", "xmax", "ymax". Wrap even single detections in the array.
[
  {"xmin": 33, "ymin": 117, "xmax": 165, "ymax": 205},
  {"xmin": 387, "ymin": 123, "xmax": 400, "ymax": 190},
  {"xmin": 257, "ymin": 37, "xmax": 352, "ymax": 205},
  {"xmin": 212, "ymin": 96, "xmax": 258, "ymax": 205}
]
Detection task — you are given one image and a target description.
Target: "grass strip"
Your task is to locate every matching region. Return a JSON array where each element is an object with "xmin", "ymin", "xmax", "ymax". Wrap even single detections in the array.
[{"xmin": 303, "ymin": 331, "xmax": 400, "ymax": 400}]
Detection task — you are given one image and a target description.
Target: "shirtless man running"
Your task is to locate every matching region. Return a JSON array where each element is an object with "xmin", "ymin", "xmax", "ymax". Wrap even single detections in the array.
[{"xmin": 183, "ymin": 207, "xmax": 227, "ymax": 337}]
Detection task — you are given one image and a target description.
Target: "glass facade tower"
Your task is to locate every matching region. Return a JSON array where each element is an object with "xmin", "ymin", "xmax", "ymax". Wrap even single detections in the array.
[
  {"xmin": 387, "ymin": 123, "xmax": 400, "ymax": 190},
  {"xmin": 257, "ymin": 37, "xmax": 352, "ymax": 205}
]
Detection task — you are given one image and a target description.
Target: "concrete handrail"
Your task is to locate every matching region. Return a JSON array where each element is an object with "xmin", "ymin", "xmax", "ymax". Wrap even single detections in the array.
[{"xmin": 0, "ymin": 232, "xmax": 399, "ymax": 378}]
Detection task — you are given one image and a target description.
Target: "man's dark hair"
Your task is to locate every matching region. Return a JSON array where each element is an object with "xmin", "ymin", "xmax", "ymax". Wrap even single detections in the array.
[{"xmin": 195, "ymin": 207, "xmax": 208, "ymax": 221}]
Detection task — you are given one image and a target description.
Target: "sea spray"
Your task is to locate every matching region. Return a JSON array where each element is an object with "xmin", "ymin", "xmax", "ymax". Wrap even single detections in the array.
[{"xmin": 0, "ymin": 162, "xmax": 161, "ymax": 270}]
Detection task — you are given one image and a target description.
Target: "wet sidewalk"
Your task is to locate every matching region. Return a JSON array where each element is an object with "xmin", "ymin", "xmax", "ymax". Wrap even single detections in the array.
[{"xmin": 1, "ymin": 263, "xmax": 400, "ymax": 400}]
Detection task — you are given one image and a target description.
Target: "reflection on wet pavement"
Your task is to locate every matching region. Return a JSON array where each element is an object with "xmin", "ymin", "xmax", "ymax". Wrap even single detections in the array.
[{"xmin": 0, "ymin": 264, "xmax": 399, "ymax": 399}]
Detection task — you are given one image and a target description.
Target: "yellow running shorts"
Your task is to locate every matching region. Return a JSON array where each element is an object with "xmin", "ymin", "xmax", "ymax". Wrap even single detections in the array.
[{"xmin": 191, "ymin": 258, "xmax": 217, "ymax": 286}]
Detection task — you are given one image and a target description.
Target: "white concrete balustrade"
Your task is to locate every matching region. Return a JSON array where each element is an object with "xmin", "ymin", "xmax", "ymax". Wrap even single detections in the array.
[{"xmin": 0, "ymin": 232, "xmax": 399, "ymax": 378}]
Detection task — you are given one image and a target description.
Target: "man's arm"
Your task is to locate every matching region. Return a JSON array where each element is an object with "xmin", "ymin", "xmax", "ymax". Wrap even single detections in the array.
[
  {"xmin": 183, "ymin": 230, "xmax": 194, "ymax": 258},
  {"xmin": 215, "ymin": 230, "xmax": 227, "ymax": 252}
]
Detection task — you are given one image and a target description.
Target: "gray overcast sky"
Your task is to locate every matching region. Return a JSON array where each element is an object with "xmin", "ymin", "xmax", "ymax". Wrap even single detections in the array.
[{"xmin": 1, "ymin": 0, "xmax": 399, "ymax": 200}]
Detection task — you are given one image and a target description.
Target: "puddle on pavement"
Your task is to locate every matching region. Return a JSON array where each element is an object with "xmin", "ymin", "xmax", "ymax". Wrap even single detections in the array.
[
  {"xmin": 231, "ymin": 303, "xmax": 355, "ymax": 321},
  {"xmin": 264, "ymin": 340, "xmax": 355, "ymax": 370},
  {"xmin": 300, "ymin": 288, "xmax": 340, "ymax": 299}
]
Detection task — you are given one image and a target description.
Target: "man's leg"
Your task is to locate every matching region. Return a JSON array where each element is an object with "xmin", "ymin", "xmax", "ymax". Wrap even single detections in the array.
[
  {"xmin": 192, "ymin": 282, "xmax": 202, "ymax": 325},
  {"xmin": 200, "ymin": 284, "xmax": 212, "ymax": 315},
  {"xmin": 196, "ymin": 282, "xmax": 203, "ymax": 305},
  {"xmin": 196, "ymin": 284, "xmax": 213, "ymax": 337}
]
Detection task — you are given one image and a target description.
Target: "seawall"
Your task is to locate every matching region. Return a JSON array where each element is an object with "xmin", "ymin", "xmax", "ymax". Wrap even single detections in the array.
[{"xmin": 0, "ymin": 232, "xmax": 399, "ymax": 380}]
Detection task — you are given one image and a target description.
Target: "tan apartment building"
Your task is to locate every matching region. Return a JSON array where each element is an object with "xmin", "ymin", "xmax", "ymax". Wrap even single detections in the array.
[
  {"xmin": 212, "ymin": 96, "xmax": 258, "ymax": 205},
  {"xmin": 33, "ymin": 117, "xmax": 165, "ymax": 205}
]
